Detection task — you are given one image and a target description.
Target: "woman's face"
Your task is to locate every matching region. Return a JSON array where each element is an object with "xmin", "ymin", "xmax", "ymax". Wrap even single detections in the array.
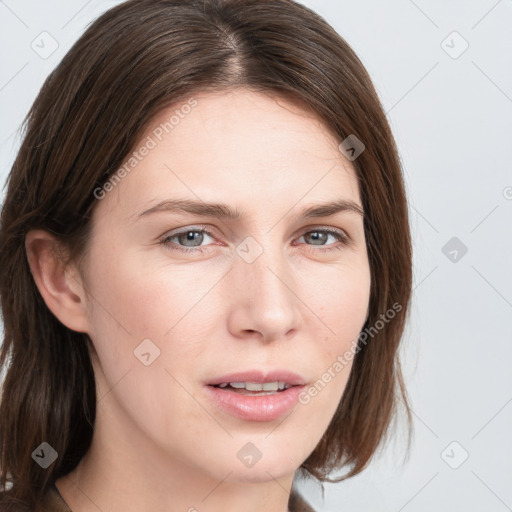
[{"xmin": 79, "ymin": 88, "xmax": 370, "ymax": 484}]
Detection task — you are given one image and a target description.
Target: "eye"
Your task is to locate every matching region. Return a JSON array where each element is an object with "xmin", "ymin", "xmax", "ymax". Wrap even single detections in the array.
[
  {"xmin": 159, "ymin": 226, "xmax": 216, "ymax": 253},
  {"xmin": 295, "ymin": 228, "xmax": 349, "ymax": 253},
  {"xmin": 159, "ymin": 226, "xmax": 349, "ymax": 254}
]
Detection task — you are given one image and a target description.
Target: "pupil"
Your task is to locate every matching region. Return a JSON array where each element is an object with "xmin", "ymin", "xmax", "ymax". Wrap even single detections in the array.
[
  {"xmin": 181, "ymin": 231, "xmax": 202, "ymax": 246},
  {"xmin": 308, "ymin": 231, "xmax": 326, "ymax": 245}
]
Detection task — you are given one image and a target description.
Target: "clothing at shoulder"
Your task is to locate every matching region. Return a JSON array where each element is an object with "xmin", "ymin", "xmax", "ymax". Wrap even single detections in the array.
[
  {"xmin": 0, "ymin": 485, "xmax": 70, "ymax": 512},
  {"xmin": 0, "ymin": 500, "xmax": 30, "ymax": 512},
  {"xmin": 289, "ymin": 487, "xmax": 316, "ymax": 512},
  {"xmin": 41, "ymin": 486, "xmax": 318, "ymax": 512},
  {"xmin": 0, "ymin": 491, "xmax": 31, "ymax": 512},
  {"xmin": 41, "ymin": 486, "xmax": 71, "ymax": 512},
  {"xmin": 1, "ymin": 485, "xmax": 315, "ymax": 512}
]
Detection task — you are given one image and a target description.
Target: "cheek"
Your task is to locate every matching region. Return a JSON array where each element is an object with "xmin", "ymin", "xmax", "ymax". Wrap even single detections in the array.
[
  {"xmin": 84, "ymin": 246, "xmax": 187, "ymax": 331},
  {"xmin": 331, "ymin": 278, "xmax": 370, "ymax": 351},
  {"xmin": 298, "ymin": 259, "xmax": 370, "ymax": 410},
  {"xmin": 305, "ymin": 259, "xmax": 371, "ymax": 349},
  {"xmin": 85, "ymin": 241, "xmax": 370, "ymax": 367},
  {"xmin": 83, "ymin": 247, "xmax": 224, "ymax": 375},
  {"xmin": 295, "ymin": 273, "xmax": 368, "ymax": 429}
]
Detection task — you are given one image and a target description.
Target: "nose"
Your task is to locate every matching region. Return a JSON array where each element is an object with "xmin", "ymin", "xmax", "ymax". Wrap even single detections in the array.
[{"xmin": 225, "ymin": 245, "xmax": 301, "ymax": 342}]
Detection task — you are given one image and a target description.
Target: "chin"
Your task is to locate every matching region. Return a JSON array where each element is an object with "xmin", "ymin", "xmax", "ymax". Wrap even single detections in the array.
[
  {"xmin": 221, "ymin": 443, "xmax": 307, "ymax": 483},
  {"xmin": 225, "ymin": 463, "xmax": 299, "ymax": 484}
]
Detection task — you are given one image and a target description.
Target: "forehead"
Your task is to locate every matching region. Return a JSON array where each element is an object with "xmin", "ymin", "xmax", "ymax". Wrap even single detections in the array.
[
  {"xmin": 99, "ymin": 88, "xmax": 361, "ymax": 219},
  {"xmin": 149, "ymin": 88, "xmax": 344, "ymax": 162}
]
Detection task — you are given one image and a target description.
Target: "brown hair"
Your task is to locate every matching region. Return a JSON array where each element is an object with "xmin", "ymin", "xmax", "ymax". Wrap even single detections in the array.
[{"xmin": 0, "ymin": 0, "xmax": 412, "ymax": 508}]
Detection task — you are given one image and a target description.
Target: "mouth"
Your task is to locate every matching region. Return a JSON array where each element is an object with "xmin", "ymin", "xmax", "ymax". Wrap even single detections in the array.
[
  {"xmin": 205, "ymin": 369, "xmax": 307, "ymax": 421},
  {"xmin": 209, "ymin": 381, "xmax": 294, "ymax": 396},
  {"xmin": 207, "ymin": 369, "xmax": 305, "ymax": 391}
]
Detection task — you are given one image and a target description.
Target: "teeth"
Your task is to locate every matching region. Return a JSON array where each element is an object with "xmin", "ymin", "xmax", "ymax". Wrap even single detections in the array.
[{"xmin": 217, "ymin": 381, "xmax": 291, "ymax": 391}]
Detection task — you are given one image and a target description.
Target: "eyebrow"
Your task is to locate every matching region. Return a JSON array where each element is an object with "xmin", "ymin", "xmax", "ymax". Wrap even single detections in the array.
[{"xmin": 137, "ymin": 198, "xmax": 364, "ymax": 220}]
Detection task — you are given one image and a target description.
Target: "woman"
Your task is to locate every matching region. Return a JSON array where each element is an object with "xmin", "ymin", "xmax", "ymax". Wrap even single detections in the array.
[{"xmin": 0, "ymin": 1, "xmax": 412, "ymax": 511}]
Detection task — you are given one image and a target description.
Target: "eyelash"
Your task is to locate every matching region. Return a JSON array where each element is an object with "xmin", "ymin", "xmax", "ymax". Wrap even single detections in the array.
[{"xmin": 158, "ymin": 225, "xmax": 350, "ymax": 254}]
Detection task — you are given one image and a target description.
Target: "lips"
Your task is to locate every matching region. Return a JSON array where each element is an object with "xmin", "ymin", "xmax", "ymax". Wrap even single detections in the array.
[
  {"xmin": 205, "ymin": 375, "xmax": 306, "ymax": 422},
  {"xmin": 204, "ymin": 369, "xmax": 307, "ymax": 421},
  {"xmin": 206, "ymin": 369, "xmax": 306, "ymax": 387}
]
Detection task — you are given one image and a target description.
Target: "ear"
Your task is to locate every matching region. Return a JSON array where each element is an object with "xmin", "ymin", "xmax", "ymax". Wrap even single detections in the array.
[{"xmin": 25, "ymin": 229, "xmax": 90, "ymax": 333}]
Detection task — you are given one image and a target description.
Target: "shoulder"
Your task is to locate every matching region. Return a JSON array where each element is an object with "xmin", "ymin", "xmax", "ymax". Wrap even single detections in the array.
[
  {"xmin": 0, "ymin": 485, "xmax": 69, "ymax": 512},
  {"xmin": 40, "ymin": 486, "xmax": 71, "ymax": 512},
  {"xmin": 289, "ymin": 487, "xmax": 316, "ymax": 512},
  {"xmin": 0, "ymin": 493, "xmax": 31, "ymax": 512}
]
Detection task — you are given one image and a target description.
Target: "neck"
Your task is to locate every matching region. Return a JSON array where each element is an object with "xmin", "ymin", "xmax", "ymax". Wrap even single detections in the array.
[{"xmin": 56, "ymin": 401, "xmax": 295, "ymax": 512}]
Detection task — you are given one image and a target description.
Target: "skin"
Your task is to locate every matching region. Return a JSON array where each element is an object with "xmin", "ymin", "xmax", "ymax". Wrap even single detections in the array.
[{"xmin": 26, "ymin": 88, "xmax": 371, "ymax": 512}]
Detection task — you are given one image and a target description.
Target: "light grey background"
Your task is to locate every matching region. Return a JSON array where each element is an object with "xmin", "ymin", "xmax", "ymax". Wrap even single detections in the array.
[{"xmin": 1, "ymin": 1, "xmax": 511, "ymax": 511}]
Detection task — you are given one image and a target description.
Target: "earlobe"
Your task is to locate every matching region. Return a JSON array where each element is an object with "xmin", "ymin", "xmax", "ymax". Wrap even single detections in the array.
[{"xmin": 25, "ymin": 229, "xmax": 90, "ymax": 333}]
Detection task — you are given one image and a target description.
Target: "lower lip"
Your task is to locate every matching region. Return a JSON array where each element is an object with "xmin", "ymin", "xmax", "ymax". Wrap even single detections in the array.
[{"xmin": 205, "ymin": 385, "xmax": 305, "ymax": 422}]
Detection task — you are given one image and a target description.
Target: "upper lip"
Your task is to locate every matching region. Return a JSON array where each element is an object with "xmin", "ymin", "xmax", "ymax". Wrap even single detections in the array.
[{"xmin": 207, "ymin": 370, "xmax": 306, "ymax": 386}]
